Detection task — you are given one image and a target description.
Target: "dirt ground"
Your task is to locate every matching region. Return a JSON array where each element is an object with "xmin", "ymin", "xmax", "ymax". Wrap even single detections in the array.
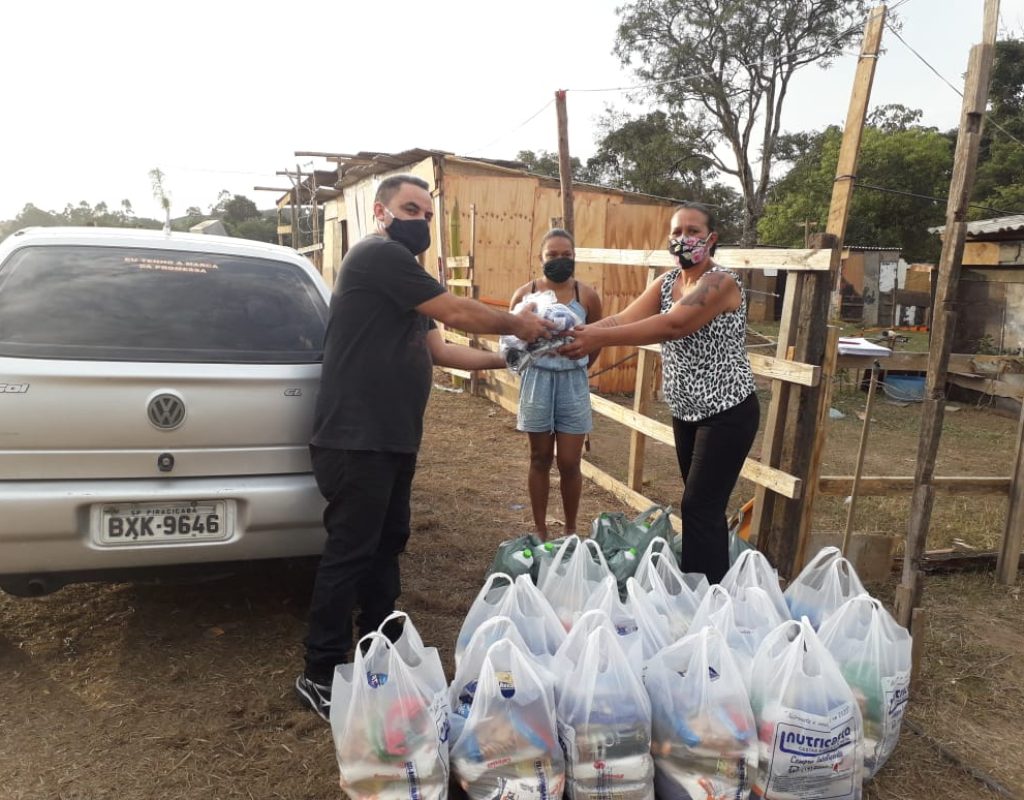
[{"xmin": 1, "ymin": 372, "xmax": 1022, "ymax": 800}]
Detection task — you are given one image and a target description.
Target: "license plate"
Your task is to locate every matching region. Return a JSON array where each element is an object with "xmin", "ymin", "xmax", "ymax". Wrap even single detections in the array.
[{"xmin": 94, "ymin": 501, "xmax": 232, "ymax": 546}]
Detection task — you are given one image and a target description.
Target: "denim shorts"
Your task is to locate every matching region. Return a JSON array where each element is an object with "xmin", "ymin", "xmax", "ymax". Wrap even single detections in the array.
[{"xmin": 517, "ymin": 365, "xmax": 593, "ymax": 434}]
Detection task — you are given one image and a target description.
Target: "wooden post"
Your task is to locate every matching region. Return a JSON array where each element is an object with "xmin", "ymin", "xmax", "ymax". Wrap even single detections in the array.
[
  {"xmin": 996, "ymin": 400, "xmax": 1024, "ymax": 584},
  {"xmin": 469, "ymin": 204, "xmax": 480, "ymax": 396},
  {"xmin": 828, "ymin": 4, "xmax": 887, "ymax": 319},
  {"xmin": 794, "ymin": 323, "xmax": 841, "ymax": 571},
  {"xmin": 750, "ymin": 274, "xmax": 803, "ymax": 543},
  {"xmin": 842, "ymin": 360, "xmax": 881, "ymax": 555},
  {"xmin": 761, "ymin": 235, "xmax": 839, "ymax": 577},
  {"xmin": 897, "ymin": 4, "xmax": 1000, "ymax": 628},
  {"xmin": 554, "ymin": 90, "xmax": 575, "ymax": 237},
  {"xmin": 627, "ymin": 266, "xmax": 659, "ymax": 493}
]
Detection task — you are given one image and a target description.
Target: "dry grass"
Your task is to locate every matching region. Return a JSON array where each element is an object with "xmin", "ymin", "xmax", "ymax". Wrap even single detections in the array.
[{"xmin": 0, "ymin": 372, "xmax": 1021, "ymax": 799}]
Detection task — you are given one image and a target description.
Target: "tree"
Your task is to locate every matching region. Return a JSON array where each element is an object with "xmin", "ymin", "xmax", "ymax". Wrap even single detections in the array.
[
  {"xmin": 759, "ymin": 121, "xmax": 953, "ymax": 261},
  {"xmin": 972, "ymin": 38, "xmax": 1024, "ymax": 216},
  {"xmin": 515, "ymin": 150, "xmax": 585, "ymax": 180},
  {"xmin": 615, "ymin": 0, "xmax": 869, "ymax": 244},
  {"xmin": 149, "ymin": 168, "xmax": 171, "ymax": 231},
  {"xmin": 221, "ymin": 194, "xmax": 261, "ymax": 225}
]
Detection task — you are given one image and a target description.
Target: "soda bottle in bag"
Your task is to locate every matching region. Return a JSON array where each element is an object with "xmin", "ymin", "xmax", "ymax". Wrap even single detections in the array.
[{"xmin": 750, "ymin": 618, "xmax": 864, "ymax": 800}]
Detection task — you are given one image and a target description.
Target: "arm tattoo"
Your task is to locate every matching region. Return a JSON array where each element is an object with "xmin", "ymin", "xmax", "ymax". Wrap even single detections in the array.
[{"xmin": 679, "ymin": 273, "xmax": 725, "ymax": 308}]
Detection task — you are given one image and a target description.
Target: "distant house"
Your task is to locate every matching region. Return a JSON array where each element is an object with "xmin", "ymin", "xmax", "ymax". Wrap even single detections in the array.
[
  {"xmin": 931, "ymin": 214, "xmax": 1024, "ymax": 354},
  {"xmin": 189, "ymin": 219, "xmax": 228, "ymax": 236}
]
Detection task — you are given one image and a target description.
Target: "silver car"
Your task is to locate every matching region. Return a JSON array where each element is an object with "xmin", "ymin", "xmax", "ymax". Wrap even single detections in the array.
[{"xmin": 0, "ymin": 227, "xmax": 330, "ymax": 595}]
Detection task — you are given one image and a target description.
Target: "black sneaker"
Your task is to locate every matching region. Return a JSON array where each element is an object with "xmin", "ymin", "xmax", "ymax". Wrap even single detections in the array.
[{"xmin": 294, "ymin": 673, "xmax": 332, "ymax": 722}]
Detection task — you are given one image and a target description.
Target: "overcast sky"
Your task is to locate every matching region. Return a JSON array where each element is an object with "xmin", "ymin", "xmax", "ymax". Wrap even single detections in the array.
[{"xmin": 3, "ymin": 0, "xmax": 1022, "ymax": 222}]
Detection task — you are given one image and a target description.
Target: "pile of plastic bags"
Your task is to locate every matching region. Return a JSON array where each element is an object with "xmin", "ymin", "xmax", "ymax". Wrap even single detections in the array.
[{"xmin": 329, "ymin": 526, "xmax": 912, "ymax": 800}]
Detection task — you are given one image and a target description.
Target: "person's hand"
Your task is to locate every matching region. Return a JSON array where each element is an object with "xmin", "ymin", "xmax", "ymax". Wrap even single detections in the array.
[
  {"xmin": 558, "ymin": 324, "xmax": 604, "ymax": 359},
  {"xmin": 513, "ymin": 304, "xmax": 558, "ymax": 343}
]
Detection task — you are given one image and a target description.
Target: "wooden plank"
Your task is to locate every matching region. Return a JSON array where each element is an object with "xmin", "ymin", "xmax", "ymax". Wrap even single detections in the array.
[
  {"xmin": 827, "ymin": 4, "xmax": 887, "ymax": 316},
  {"xmin": 628, "ymin": 266, "xmax": 660, "ymax": 492},
  {"xmin": 590, "ymin": 393, "xmax": 675, "ymax": 446},
  {"xmin": 555, "ymin": 89, "xmax": 575, "ymax": 236},
  {"xmin": 574, "ymin": 247, "xmax": 832, "ymax": 272},
  {"xmin": 439, "ymin": 367, "xmax": 473, "ymax": 380},
  {"xmin": 748, "ymin": 353, "xmax": 820, "ymax": 387},
  {"xmin": 962, "ymin": 241, "xmax": 1002, "ymax": 265},
  {"xmin": 296, "ymin": 243, "xmax": 323, "ymax": 255},
  {"xmin": 818, "ymin": 475, "xmax": 1012, "ymax": 496},
  {"xmin": 997, "ymin": 401, "xmax": 1024, "ymax": 584},
  {"xmin": 276, "ymin": 225, "xmax": 293, "ymax": 235},
  {"xmin": 445, "ymin": 278, "xmax": 475, "ymax": 288},
  {"xmin": 948, "ymin": 373, "xmax": 1024, "ymax": 400},
  {"xmin": 446, "ymin": 256, "xmax": 472, "ymax": 269},
  {"xmin": 442, "ymin": 330, "xmax": 474, "ymax": 347},
  {"xmin": 764, "ymin": 238, "xmax": 840, "ymax": 577},
  {"xmin": 751, "ymin": 274, "xmax": 803, "ymax": 542},
  {"xmin": 843, "ymin": 362, "xmax": 880, "ymax": 554},
  {"xmin": 898, "ymin": 29, "xmax": 999, "ymax": 630},
  {"xmin": 743, "ymin": 459, "xmax": 802, "ymax": 500},
  {"xmin": 580, "ymin": 459, "xmax": 683, "ymax": 534}
]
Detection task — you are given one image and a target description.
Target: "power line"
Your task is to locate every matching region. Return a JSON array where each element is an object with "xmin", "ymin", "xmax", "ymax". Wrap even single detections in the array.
[
  {"xmin": 464, "ymin": 99, "xmax": 555, "ymax": 157},
  {"xmin": 847, "ymin": 178, "xmax": 1023, "ymax": 217}
]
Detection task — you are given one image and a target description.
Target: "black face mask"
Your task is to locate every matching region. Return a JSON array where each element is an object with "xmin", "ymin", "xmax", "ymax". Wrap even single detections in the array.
[
  {"xmin": 543, "ymin": 257, "xmax": 575, "ymax": 283},
  {"xmin": 385, "ymin": 213, "xmax": 431, "ymax": 256}
]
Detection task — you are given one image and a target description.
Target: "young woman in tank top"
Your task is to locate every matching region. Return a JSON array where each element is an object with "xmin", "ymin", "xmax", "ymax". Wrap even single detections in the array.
[
  {"xmin": 509, "ymin": 228, "xmax": 603, "ymax": 540},
  {"xmin": 560, "ymin": 203, "xmax": 758, "ymax": 583}
]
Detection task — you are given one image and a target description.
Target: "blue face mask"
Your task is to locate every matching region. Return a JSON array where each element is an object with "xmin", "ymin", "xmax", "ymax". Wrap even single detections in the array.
[{"xmin": 384, "ymin": 208, "xmax": 431, "ymax": 255}]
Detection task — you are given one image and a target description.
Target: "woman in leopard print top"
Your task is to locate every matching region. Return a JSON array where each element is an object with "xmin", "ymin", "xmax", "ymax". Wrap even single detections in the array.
[{"xmin": 560, "ymin": 203, "xmax": 759, "ymax": 583}]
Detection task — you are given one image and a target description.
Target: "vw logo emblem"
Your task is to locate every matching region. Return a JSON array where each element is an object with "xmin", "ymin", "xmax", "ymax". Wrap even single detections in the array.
[{"xmin": 147, "ymin": 393, "xmax": 186, "ymax": 430}]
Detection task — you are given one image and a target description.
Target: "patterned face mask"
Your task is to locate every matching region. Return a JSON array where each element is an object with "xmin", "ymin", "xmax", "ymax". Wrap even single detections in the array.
[{"xmin": 668, "ymin": 233, "xmax": 712, "ymax": 268}]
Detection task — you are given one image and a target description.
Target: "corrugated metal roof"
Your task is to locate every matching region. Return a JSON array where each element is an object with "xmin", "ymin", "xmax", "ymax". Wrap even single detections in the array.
[{"xmin": 929, "ymin": 214, "xmax": 1024, "ymax": 237}]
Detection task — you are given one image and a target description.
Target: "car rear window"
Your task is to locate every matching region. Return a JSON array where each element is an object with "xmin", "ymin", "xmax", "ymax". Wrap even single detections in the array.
[{"xmin": 0, "ymin": 244, "xmax": 328, "ymax": 363}]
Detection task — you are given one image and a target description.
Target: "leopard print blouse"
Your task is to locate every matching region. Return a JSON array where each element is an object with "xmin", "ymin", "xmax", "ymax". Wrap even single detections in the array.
[{"xmin": 659, "ymin": 265, "xmax": 756, "ymax": 422}]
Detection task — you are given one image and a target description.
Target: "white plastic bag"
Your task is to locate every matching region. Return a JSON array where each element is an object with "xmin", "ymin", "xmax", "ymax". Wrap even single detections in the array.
[
  {"xmin": 331, "ymin": 632, "xmax": 450, "ymax": 800},
  {"xmin": 644, "ymin": 626, "xmax": 757, "ymax": 800},
  {"xmin": 584, "ymin": 576, "xmax": 671, "ymax": 668},
  {"xmin": 451, "ymin": 639, "xmax": 566, "ymax": 800},
  {"xmin": 819, "ymin": 595, "xmax": 912, "ymax": 779},
  {"xmin": 720, "ymin": 548, "xmax": 790, "ymax": 622},
  {"xmin": 749, "ymin": 618, "xmax": 865, "ymax": 800},
  {"xmin": 551, "ymin": 609, "xmax": 619, "ymax": 679},
  {"xmin": 456, "ymin": 573, "xmax": 516, "ymax": 666},
  {"xmin": 688, "ymin": 585, "xmax": 784, "ymax": 688},
  {"xmin": 557, "ymin": 627, "xmax": 655, "ymax": 800},
  {"xmin": 456, "ymin": 573, "xmax": 565, "ymax": 667},
  {"xmin": 500, "ymin": 290, "xmax": 582, "ymax": 374},
  {"xmin": 449, "ymin": 615, "xmax": 534, "ymax": 745},
  {"xmin": 634, "ymin": 538, "xmax": 704, "ymax": 638},
  {"xmin": 380, "ymin": 611, "xmax": 446, "ymax": 695},
  {"xmin": 784, "ymin": 547, "xmax": 868, "ymax": 629},
  {"xmin": 540, "ymin": 535, "xmax": 611, "ymax": 630}
]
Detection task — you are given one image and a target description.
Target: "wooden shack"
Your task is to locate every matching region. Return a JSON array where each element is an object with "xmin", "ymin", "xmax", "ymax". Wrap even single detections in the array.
[
  {"xmin": 314, "ymin": 149, "xmax": 679, "ymax": 392},
  {"xmin": 941, "ymin": 214, "xmax": 1024, "ymax": 354}
]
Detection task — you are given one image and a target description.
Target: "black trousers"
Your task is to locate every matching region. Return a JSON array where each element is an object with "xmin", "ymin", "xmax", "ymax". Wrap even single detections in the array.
[
  {"xmin": 303, "ymin": 446, "xmax": 416, "ymax": 684},
  {"xmin": 672, "ymin": 392, "xmax": 760, "ymax": 585}
]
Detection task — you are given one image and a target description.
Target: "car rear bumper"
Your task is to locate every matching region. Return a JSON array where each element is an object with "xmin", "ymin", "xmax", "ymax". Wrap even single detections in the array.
[{"xmin": 0, "ymin": 474, "xmax": 326, "ymax": 589}]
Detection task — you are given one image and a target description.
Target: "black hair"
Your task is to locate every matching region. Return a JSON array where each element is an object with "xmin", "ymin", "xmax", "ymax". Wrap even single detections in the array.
[
  {"xmin": 375, "ymin": 174, "xmax": 430, "ymax": 205},
  {"xmin": 540, "ymin": 227, "xmax": 575, "ymax": 250},
  {"xmin": 672, "ymin": 202, "xmax": 718, "ymax": 254}
]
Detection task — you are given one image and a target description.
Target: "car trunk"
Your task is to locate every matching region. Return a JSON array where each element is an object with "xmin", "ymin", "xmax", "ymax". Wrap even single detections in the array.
[{"xmin": 0, "ymin": 357, "xmax": 320, "ymax": 480}]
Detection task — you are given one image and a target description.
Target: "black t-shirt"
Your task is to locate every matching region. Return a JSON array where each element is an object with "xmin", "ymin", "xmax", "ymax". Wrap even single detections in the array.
[{"xmin": 311, "ymin": 234, "xmax": 445, "ymax": 452}]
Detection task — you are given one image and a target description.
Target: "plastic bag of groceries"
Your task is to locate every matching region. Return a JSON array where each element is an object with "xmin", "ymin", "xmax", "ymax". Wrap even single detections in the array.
[
  {"xmin": 584, "ymin": 576, "xmax": 672, "ymax": 669},
  {"xmin": 634, "ymin": 538, "xmax": 706, "ymax": 639},
  {"xmin": 749, "ymin": 617, "xmax": 865, "ymax": 800},
  {"xmin": 500, "ymin": 290, "xmax": 582, "ymax": 374},
  {"xmin": 688, "ymin": 584, "xmax": 786, "ymax": 689},
  {"xmin": 455, "ymin": 573, "xmax": 565, "ymax": 668},
  {"xmin": 784, "ymin": 546, "xmax": 868, "ymax": 629},
  {"xmin": 379, "ymin": 611, "xmax": 447, "ymax": 692},
  {"xmin": 644, "ymin": 626, "xmax": 757, "ymax": 800},
  {"xmin": 540, "ymin": 535, "xmax": 611, "ymax": 630},
  {"xmin": 531, "ymin": 536, "xmax": 568, "ymax": 583},
  {"xmin": 331, "ymin": 632, "xmax": 450, "ymax": 800},
  {"xmin": 557, "ymin": 626, "xmax": 655, "ymax": 800},
  {"xmin": 551, "ymin": 609, "xmax": 620, "ymax": 680},
  {"xmin": 721, "ymin": 549, "xmax": 790, "ymax": 622},
  {"xmin": 819, "ymin": 596, "xmax": 912, "ymax": 779},
  {"xmin": 451, "ymin": 639, "xmax": 566, "ymax": 800},
  {"xmin": 591, "ymin": 505, "xmax": 672, "ymax": 560},
  {"xmin": 486, "ymin": 534, "xmax": 542, "ymax": 580}
]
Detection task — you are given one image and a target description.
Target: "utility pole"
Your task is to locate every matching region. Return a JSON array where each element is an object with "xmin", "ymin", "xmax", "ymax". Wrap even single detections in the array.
[
  {"xmin": 896, "ymin": 0, "xmax": 1000, "ymax": 629},
  {"xmin": 555, "ymin": 90, "xmax": 575, "ymax": 237}
]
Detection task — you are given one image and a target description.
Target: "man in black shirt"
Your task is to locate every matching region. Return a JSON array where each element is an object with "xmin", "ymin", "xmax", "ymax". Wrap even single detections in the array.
[{"xmin": 296, "ymin": 174, "xmax": 552, "ymax": 719}]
